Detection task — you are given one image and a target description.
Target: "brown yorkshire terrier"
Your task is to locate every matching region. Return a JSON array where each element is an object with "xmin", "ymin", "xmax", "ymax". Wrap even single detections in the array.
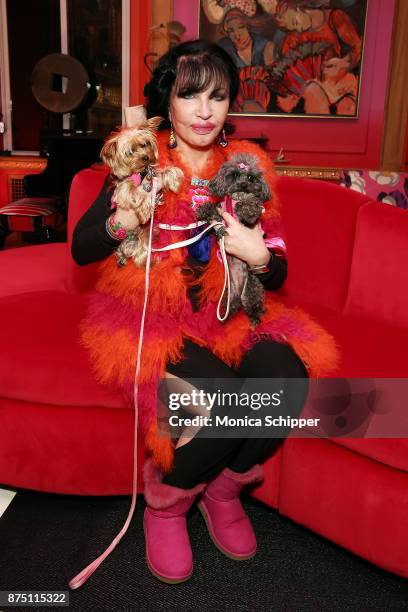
[{"xmin": 101, "ymin": 109, "xmax": 183, "ymax": 267}]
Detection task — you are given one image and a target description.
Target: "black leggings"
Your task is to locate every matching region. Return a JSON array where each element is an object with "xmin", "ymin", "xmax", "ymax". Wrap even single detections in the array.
[{"xmin": 161, "ymin": 339, "xmax": 309, "ymax": 489}]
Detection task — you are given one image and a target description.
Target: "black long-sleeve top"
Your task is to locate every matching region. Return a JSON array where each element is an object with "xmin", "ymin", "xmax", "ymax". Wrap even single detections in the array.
[{"xmin": 71, "ymin": 176, "xmax": 288, "ymax": 310}]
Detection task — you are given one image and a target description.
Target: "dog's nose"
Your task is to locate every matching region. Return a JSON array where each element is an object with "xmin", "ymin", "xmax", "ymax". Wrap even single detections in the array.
[{"xmin": 142, "ymin": 155, "xmax": 149, "ymax": 162}]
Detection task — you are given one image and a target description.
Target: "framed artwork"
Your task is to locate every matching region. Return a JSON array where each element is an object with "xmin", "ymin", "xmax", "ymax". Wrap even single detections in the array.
[{"xmin": 198, "ymin": 0, "xmax": 368, "ymax": 118}]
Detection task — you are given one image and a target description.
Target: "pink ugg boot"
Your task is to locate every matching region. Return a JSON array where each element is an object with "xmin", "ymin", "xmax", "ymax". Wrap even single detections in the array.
[
  {"xmin": 143, "ymin": 458, "xmax": 206, "ymax": 584},
  {"xmin": 197, "ymin": 464, "xmax": 264, "ymax": 560}
]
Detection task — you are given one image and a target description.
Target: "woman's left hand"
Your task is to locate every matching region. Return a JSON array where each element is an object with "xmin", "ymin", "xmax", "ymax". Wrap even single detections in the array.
[{"xmin": 218, "ymin": 209, "xmax": 270, "ymax": 267}]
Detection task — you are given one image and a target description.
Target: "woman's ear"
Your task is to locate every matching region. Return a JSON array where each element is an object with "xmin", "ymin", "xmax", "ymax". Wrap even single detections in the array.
[{"xmin": 208, "ymin": 169, "xmax": 228, "ymax": 196}]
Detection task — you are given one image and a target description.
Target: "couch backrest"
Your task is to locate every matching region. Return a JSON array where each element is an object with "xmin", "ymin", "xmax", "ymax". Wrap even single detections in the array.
[
  {"xmin": 277, "ymin": 176, "xmax": 372, "ymax": 312},
  {"xmin": 344, "ymin": 201, "xmax": 408, "ymax": 328},
  {"xmin": 66, "ymin": 165, "xmax": 109, "ymax": 293},
  {"xmin": 65, "ymin": 169, "xmax": 373, "ymax": 309}
]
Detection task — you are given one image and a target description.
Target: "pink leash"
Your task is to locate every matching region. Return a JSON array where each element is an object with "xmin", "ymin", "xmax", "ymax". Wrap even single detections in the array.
[
  {"xmin": 68, "ymin": 177, "xmax": 159, "ymax": 590},
  {"xmin": 67, "ymin": 187, "xmax": 257, "ymax": 587}
]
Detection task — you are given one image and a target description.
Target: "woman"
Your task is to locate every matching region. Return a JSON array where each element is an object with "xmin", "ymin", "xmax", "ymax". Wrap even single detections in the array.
[
  {"xmin": 218, "ymin": 8, "xmax": 275, "ymax": 69},
  {"xmin": 270, "ymin": 0, "xmax": 362, "ymax": 115},
  {"xmin": 71, "ymin": 40, "xmax": 339, "ymax": 585},
  {"xmin": 217, "ymin": 8, "xmax": 275, "ymax": 112}
]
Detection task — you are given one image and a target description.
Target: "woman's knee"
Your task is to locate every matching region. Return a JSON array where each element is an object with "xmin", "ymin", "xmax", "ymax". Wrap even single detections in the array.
[
  {"xmin": 167, "ymin": 339, "xmax": 239, "ymax": 379},
  {"xmin": 238, "ymin": 340, "xmax": 309, "ymax": 379}
]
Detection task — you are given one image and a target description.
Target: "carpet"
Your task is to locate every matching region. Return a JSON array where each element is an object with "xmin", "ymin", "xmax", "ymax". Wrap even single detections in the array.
[{"xmin": 0, "ymin": 489, "xmax": 407, "ymax": 612}]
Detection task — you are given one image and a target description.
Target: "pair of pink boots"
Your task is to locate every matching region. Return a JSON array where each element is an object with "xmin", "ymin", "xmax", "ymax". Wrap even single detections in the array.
[{"xmin": 143, "ymin": 457, "xmax": 264, "ymax": 583}]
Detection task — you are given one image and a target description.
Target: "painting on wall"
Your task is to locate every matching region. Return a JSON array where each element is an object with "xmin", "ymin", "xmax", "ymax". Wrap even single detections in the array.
[{"xmin": 198, "ymin": 0, "xmax": 368, "ymax": 118}]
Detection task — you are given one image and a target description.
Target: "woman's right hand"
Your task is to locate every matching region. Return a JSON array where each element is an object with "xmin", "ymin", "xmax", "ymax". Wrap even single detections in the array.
[{"xmin": 110, "ymin": 208, "xmax": 140, "ymax": 231}]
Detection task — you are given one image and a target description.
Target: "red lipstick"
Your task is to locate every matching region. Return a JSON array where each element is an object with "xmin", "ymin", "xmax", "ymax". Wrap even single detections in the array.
[{"xmin": 192, "ymin": 123, "xmax": 216, "ymax": 134}]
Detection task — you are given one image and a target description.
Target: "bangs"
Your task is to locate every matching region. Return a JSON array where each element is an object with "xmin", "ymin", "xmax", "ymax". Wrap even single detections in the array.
[{"xmin": 173, "ymin": 54, "xmax": 231, "ymax": 97}]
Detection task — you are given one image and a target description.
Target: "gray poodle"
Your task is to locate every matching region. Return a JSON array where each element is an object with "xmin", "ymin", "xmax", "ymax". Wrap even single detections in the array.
[{"xmin": 195, "ymin": 153, "xmax": 271, "ymax": 327}]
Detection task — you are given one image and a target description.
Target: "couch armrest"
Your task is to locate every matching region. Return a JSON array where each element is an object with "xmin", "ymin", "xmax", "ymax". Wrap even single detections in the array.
[
  {"xmin": 344, "ymin": 202, "xmax": 408, "ymax": 328},
  {"xmin": 0, "ymin": 243, "xmax": 67, "ymax": 298},
  {"xmin": 277, "ymin": 176, "xmax": 372, "ymax": 312}
]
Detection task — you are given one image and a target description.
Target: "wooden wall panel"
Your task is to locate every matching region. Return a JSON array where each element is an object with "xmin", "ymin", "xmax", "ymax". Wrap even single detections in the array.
[
  {"xmin": 381, "ymin": 0, "xmax": 408, "ymax": 170},
  {"xmin": 0, "ymin": 157, "xmax": 46, "ymax": 207},
  {"xmin": 151, "ymin": 0, "xmax": 172, "ymax": 26},
  {"xmin": 404, "ymin": 118, "xmax": 408, "ymax": 170}
]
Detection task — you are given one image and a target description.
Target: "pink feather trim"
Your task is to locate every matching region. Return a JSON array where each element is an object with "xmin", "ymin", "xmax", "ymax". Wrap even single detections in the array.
[
  {"xmin": 143, "ymin": 457, "xmax": 206, "ymax": 508},
  {"xmin": 223, "ymin": 463, "xmax": 264, "ymax": 484}
]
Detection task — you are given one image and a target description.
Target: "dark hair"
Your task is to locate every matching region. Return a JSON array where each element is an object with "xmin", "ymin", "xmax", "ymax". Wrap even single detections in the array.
[
  {"xmin": 222, "ymin": 8, "xmax": 271, "ymax": 35},
  {"xmin": 277, "ymin": 0, "xmax": 329, "ymax": 12},
  {"xmin": 144, "ymin": 39, "xmax": 239, "ymax": 129}
]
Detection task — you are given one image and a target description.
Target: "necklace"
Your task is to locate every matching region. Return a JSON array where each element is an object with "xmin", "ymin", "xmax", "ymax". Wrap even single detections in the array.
[
  {"xmin": 191, "ymin": 177, "xmax": 209, "ymax": 187},
  {"xmin": 188, "ymin": 176, "xmax": 210, "ymax": 210},
  {"xmin": 186, "ymin": 175, "xmax": 213, "ymax": 262}
]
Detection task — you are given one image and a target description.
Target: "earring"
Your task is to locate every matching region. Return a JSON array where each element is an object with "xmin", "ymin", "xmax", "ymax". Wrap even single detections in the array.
[
  {"xmin": 219, "ymin": 128, "xmax": 228, "ymax": 148},
  {"xmin": 168, "ymin": 120, "xmax": 177, "ymax": 149}
]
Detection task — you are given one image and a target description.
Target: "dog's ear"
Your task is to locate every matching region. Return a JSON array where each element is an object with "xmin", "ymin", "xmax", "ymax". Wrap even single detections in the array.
[
  {"xmin": 146, "ymin": 116, "xmax": 164, "ymax": 131},
  {"xmin": 208, "ymin": 168, "xmax": 228, "ymax": 197},
  {"xmin": 101, "ymin": 132, "xmax": 129, "ymax": 179},
  {"xmin": 260, "ymin": 178, "xmax": 271, "ymax": 202},
  {"xmin": 100, "ymin": 135, "xmax": 118, "ymax": 166}
]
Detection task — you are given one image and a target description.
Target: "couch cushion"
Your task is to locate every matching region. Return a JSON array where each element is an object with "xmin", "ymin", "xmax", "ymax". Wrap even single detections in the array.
[
  {"xmin": 0, "ymin": 291, "xmax": 126, "ymax": 408},
  {"xmin": 281, "ymin": 301, "xmax": 408, "ymax": 471},
  {"xmin": 344, "ymin": 202, "xmax": 408, "ymax": 328},
  {"xmin": 0, "ymin": 244, "xmax": 67, "ymax": 297},
  {"xmin": 277, "ymin": 176, "xmax": 371, "ymax": 313},
  {"xmin": 284, "ymin": 300, "xmax": 408, "ymax": 377},
  {"xmin": 331, "ymin": 438, "xmax": 408, "ymax": 474}
]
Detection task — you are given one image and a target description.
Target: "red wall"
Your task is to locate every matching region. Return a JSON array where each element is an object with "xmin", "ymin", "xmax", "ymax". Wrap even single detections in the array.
[
  {"xmin": 170, "ymin": 0, "xmax": 395, "ymax": 169},
  {"xmin": 129, "ymin": 0, "xmax": 151, "ymax": 107}
]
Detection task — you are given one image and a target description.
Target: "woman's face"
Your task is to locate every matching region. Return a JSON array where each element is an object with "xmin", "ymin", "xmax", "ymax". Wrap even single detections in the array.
[
  {"xmin": 169, "ymin": 83, "xmax": 230, "ymax": 150},
  {"xmin": 225, "ymin": 18, "xmax": 251, "ymax": 50},
  {"xmin": 275, "ymin": 7, "xmax": 311, "ymax": 32}
]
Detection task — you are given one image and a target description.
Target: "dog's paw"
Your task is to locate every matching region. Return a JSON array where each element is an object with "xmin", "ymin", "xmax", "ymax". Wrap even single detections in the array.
[
  {"xmin": 115, "ymin": 253, "xmax": 128, "ymax": 267},
  {"xmin": 195, "ymin": 202, "xmax": 216, "ymax": 220}
]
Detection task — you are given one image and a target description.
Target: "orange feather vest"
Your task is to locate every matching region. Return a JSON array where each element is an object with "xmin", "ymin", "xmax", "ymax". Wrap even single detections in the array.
[{"xmin": 79, "ymin": 131, "xmax": 340, "ymax": 473}]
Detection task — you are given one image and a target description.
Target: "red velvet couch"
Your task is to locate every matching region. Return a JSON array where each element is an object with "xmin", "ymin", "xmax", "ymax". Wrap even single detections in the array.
[{"xmin": 1, "ymin": 165, "xmax": 407, "ymax": 580}]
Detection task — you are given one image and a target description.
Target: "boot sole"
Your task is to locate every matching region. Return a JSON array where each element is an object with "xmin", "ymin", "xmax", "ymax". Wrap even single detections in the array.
[
  {"xmin": 143, "ymin": 522, "xmax": 193, "ymax": 584},
  {"xmin": 197, "ymin": 501, "xmax": 256, "ymax": 561}
]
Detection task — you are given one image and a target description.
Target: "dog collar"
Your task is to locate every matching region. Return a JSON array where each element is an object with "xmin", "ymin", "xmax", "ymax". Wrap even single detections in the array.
[{"xmin": 129, "ymin": 173, "xmax": 142, "ymax": 186}]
